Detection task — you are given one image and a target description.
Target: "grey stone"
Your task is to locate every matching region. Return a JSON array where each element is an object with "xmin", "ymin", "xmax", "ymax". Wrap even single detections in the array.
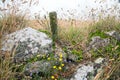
[
  {"xmin": 83, "ymin": 36, "xmax": 110, "ymax": 60},
  {"xmin": 54, "ymin": 45, "xmax": 79, "ymax": 62},
  {"xmin": 67, "ymin": 52, "xmax": 79, "ymax": 62},
  {"xmin": 24, "ymin": 60, "xmax": 54, "ymax": 76},
  {"xmin": 1, "ymin": 27, "xmax": 52, "ymax": 62},
  {"xmin": 105, "ymin": 31, "xmax": 120, "ymax": 41},
  {"xmin": 94, "ymin": 57, "xmax": 104, "ymax": 64},
  {"xmin": 87, "ymin": 36, "xmax": 110, "ymax": 51},
  {"xmin": 71, "ymin": 64, "xmax": 94, "ymax": 80},
  {"xmin": 54, "ymin": 44, "xmax": 67, "ymax": 60},
  {"xmin": 70, "ymin": 57, "xmax": 107, "ymax": 80}
]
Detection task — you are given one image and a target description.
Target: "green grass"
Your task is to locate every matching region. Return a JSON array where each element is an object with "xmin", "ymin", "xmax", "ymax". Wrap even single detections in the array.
[
  {"xmin": 1, "ymin": 17, "xmax": 120, "ymax": 80},
  {"xmin": 39, "ymin": 17, "xmax": 120, "ymax": 79},
  {"xmin": 0, "ymin": 1, "xmax": 120, "ymax": 79},
  {"xmin": 87, "ymin": 17, "xmax": 120, "ymax": 80},
  {"xmin": 88, "ymin": 17, "xmax": 120, "ymax": 33},
  {"xmin": 58, "ymin": 26, "xmax": 88, "ymax": 45}
]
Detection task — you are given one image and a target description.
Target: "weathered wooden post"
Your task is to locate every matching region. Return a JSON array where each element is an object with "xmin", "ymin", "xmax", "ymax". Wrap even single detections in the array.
[{"xmin": 49, "ymin": 12, "xmax": 58, "ymax": 46}]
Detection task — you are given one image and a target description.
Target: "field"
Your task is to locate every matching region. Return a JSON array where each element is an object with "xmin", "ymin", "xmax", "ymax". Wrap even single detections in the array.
[{"xmin": 0, "ymin": 0, "xmax": 120, "ymax": 80}]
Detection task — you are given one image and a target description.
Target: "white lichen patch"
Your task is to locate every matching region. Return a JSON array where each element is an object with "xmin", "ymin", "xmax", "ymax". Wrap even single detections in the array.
[{"xmin": 1, "ymin": 27, "xmax": 52, "ymax": 62}]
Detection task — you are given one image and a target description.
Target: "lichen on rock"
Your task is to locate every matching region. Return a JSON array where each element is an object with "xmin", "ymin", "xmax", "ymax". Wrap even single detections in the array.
[{"xmin": 1, "ymin": 27, "xmax": 52, "ymax": 62}]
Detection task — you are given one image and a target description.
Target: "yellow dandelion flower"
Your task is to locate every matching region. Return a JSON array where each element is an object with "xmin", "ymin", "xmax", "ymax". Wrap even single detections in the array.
[
  {"xmin": 58, "ymin": 66, "xmax": 62, "ymax": 70},
  {"xmin": 47, "ymin": 57, "xmax": 51, "ymax": 60},
  {"xmin": 61, "ymin": 64, "xmax": 64, "ymax": 67},
  {"xmin": 59, "ymin": 58, "xmax": 62, "ymax": 61},
  {"xmin": 53, "ymin": 66, "xmax": 57, "ymax": 69},
  {"xmin": 51, "ymin": 76, "xmax": 55, "ymax": 79}
]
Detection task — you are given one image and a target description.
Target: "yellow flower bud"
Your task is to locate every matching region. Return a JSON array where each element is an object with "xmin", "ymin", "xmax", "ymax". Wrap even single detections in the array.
[
  {"xmin": 51, "ymin": 76, "xmax": 55, "ymax": 79},
  {"xmin": 59, "ymin": 58, "xmax": 62, "ymax": 61},
  {"xmin": 53, "ymin": 66, "xmax": 57, "ymax": 69},
  {"xmin": 58, "ymin": 66, "xmax": 62, "ymax": 70},
  {"xmin": 61, "ymin": 64, "xmax": 64, "ymax": 67},
  {"xmin": 48, "ymin": 57, "xmax": 51, "ymax": 60}
]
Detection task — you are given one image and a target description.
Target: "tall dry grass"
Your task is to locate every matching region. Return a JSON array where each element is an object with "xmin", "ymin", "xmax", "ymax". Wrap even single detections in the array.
[
  {"xmin": 0, "ymin": 0, "xmax": 119, "ymax": 79},
  {"xmin": 32, "ymin": 2, "xmax": 120, "ymax": 79},
  {"xmin": 0, "ymin": 0, "xmax": 38, "ymax": 79}
]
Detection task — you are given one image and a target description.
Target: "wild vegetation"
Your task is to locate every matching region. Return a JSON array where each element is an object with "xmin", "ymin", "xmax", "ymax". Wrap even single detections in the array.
[{"xmin": 0, "ymin": 0, "xmax": 120, "ymax": 80}]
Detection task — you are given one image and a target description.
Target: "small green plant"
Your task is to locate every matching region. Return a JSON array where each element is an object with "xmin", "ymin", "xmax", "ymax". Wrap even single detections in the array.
[
  {"xmin": 58, "ymin": 26, "xmax": 89, "ymax": 60},
  {"xmin": 39, "ymin": 29, "xmax": 51, "ymax": 37},
  {"xmin": 71, "ymin": 49, "xmax": 83, "ymax": 61},
  {"xmin": 25, "ymin": 53, "xmax": 66, "ymax": 80}
]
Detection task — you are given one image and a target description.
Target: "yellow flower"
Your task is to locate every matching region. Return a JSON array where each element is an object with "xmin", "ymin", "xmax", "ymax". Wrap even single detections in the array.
[
  {"xmin": 53, "ymin": 66, "xmax": 57, "ymax": 69},
  {"xmin": 55, "ymin": 79, "xmax": 57, "ymax": 80},
  {"xmin": 59, "ymin": 53, "xmax": 63, "ymax": 58},
  {"xmin": 61, "ymin": 64, "xmax": 64, "ymax": 67},
  {"xmin": 59, "ymin": 58, "xmax": 62, "ymax": 61},
  {"xmin": 37, "ymin": 54, "xmax": 40, "ymax": 57},
  {"xmin": 51, "ymin": 76, "xmax": 55, "ymax": 79},
  {"xmin": 58, "ymin": 66, "xmax": 62, "ymax": 70},
  {"xmin": 47, "ymin": 57, "xmax": 51, "ymax": 60}
]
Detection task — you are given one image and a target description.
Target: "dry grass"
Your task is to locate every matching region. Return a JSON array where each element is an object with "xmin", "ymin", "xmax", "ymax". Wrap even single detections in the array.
[
  {"xmin": 29, "ymin": 15, "xmax": 120, "ymax": 80},
  {"xmin": 94, "ymin": 60, "xmax": 120, "ymax": 80},
  {"xmin": 29, "ymin": 19, "xmax": 91, "ymax": 50},
  {"xmin": 0, "ymin": 0, "xmax": 31, "ymax": 79},
  {"xmin": 29, "ymin": 19, "xmax": 92, "ymax": 30},
  {"xmin": 0, "ymin": 52, "xmax": 15, "ymax": 80},
  {"xmin": 0, "ymin": 14, "xmax": 27, "ymax": 80},
  {"xmin": 0, "ymin": 14, "xmax": 28, "ymax": 35},
  {"xmin": 0, "ymin": 0, "xmax": 120, "ymax": 80}
]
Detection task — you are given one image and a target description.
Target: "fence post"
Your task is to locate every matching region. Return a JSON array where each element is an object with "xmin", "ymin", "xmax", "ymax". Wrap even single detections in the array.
[{"xmin": 49, "ymin": 11, "xmax": 58, "ymax": 46}]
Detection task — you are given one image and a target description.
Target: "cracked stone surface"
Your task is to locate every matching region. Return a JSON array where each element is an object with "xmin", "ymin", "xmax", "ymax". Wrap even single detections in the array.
[
  {"xmin": 86, "ymin": 36, "xmax": 110, "ymax": 52},
  {"xmin": 1, "ymin": 27, "xmax": 52, "ymax": 62},
  {"xmin": 106, "ymin": 30, "xmax": 120, "ymax": 41},
  {"xmin": 70, "ymin": 57, "xmax": 107, "ymax": 80},
  {"xmin": 24, "ymin": 60, "xmax": 54, "ymax": 76}
]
